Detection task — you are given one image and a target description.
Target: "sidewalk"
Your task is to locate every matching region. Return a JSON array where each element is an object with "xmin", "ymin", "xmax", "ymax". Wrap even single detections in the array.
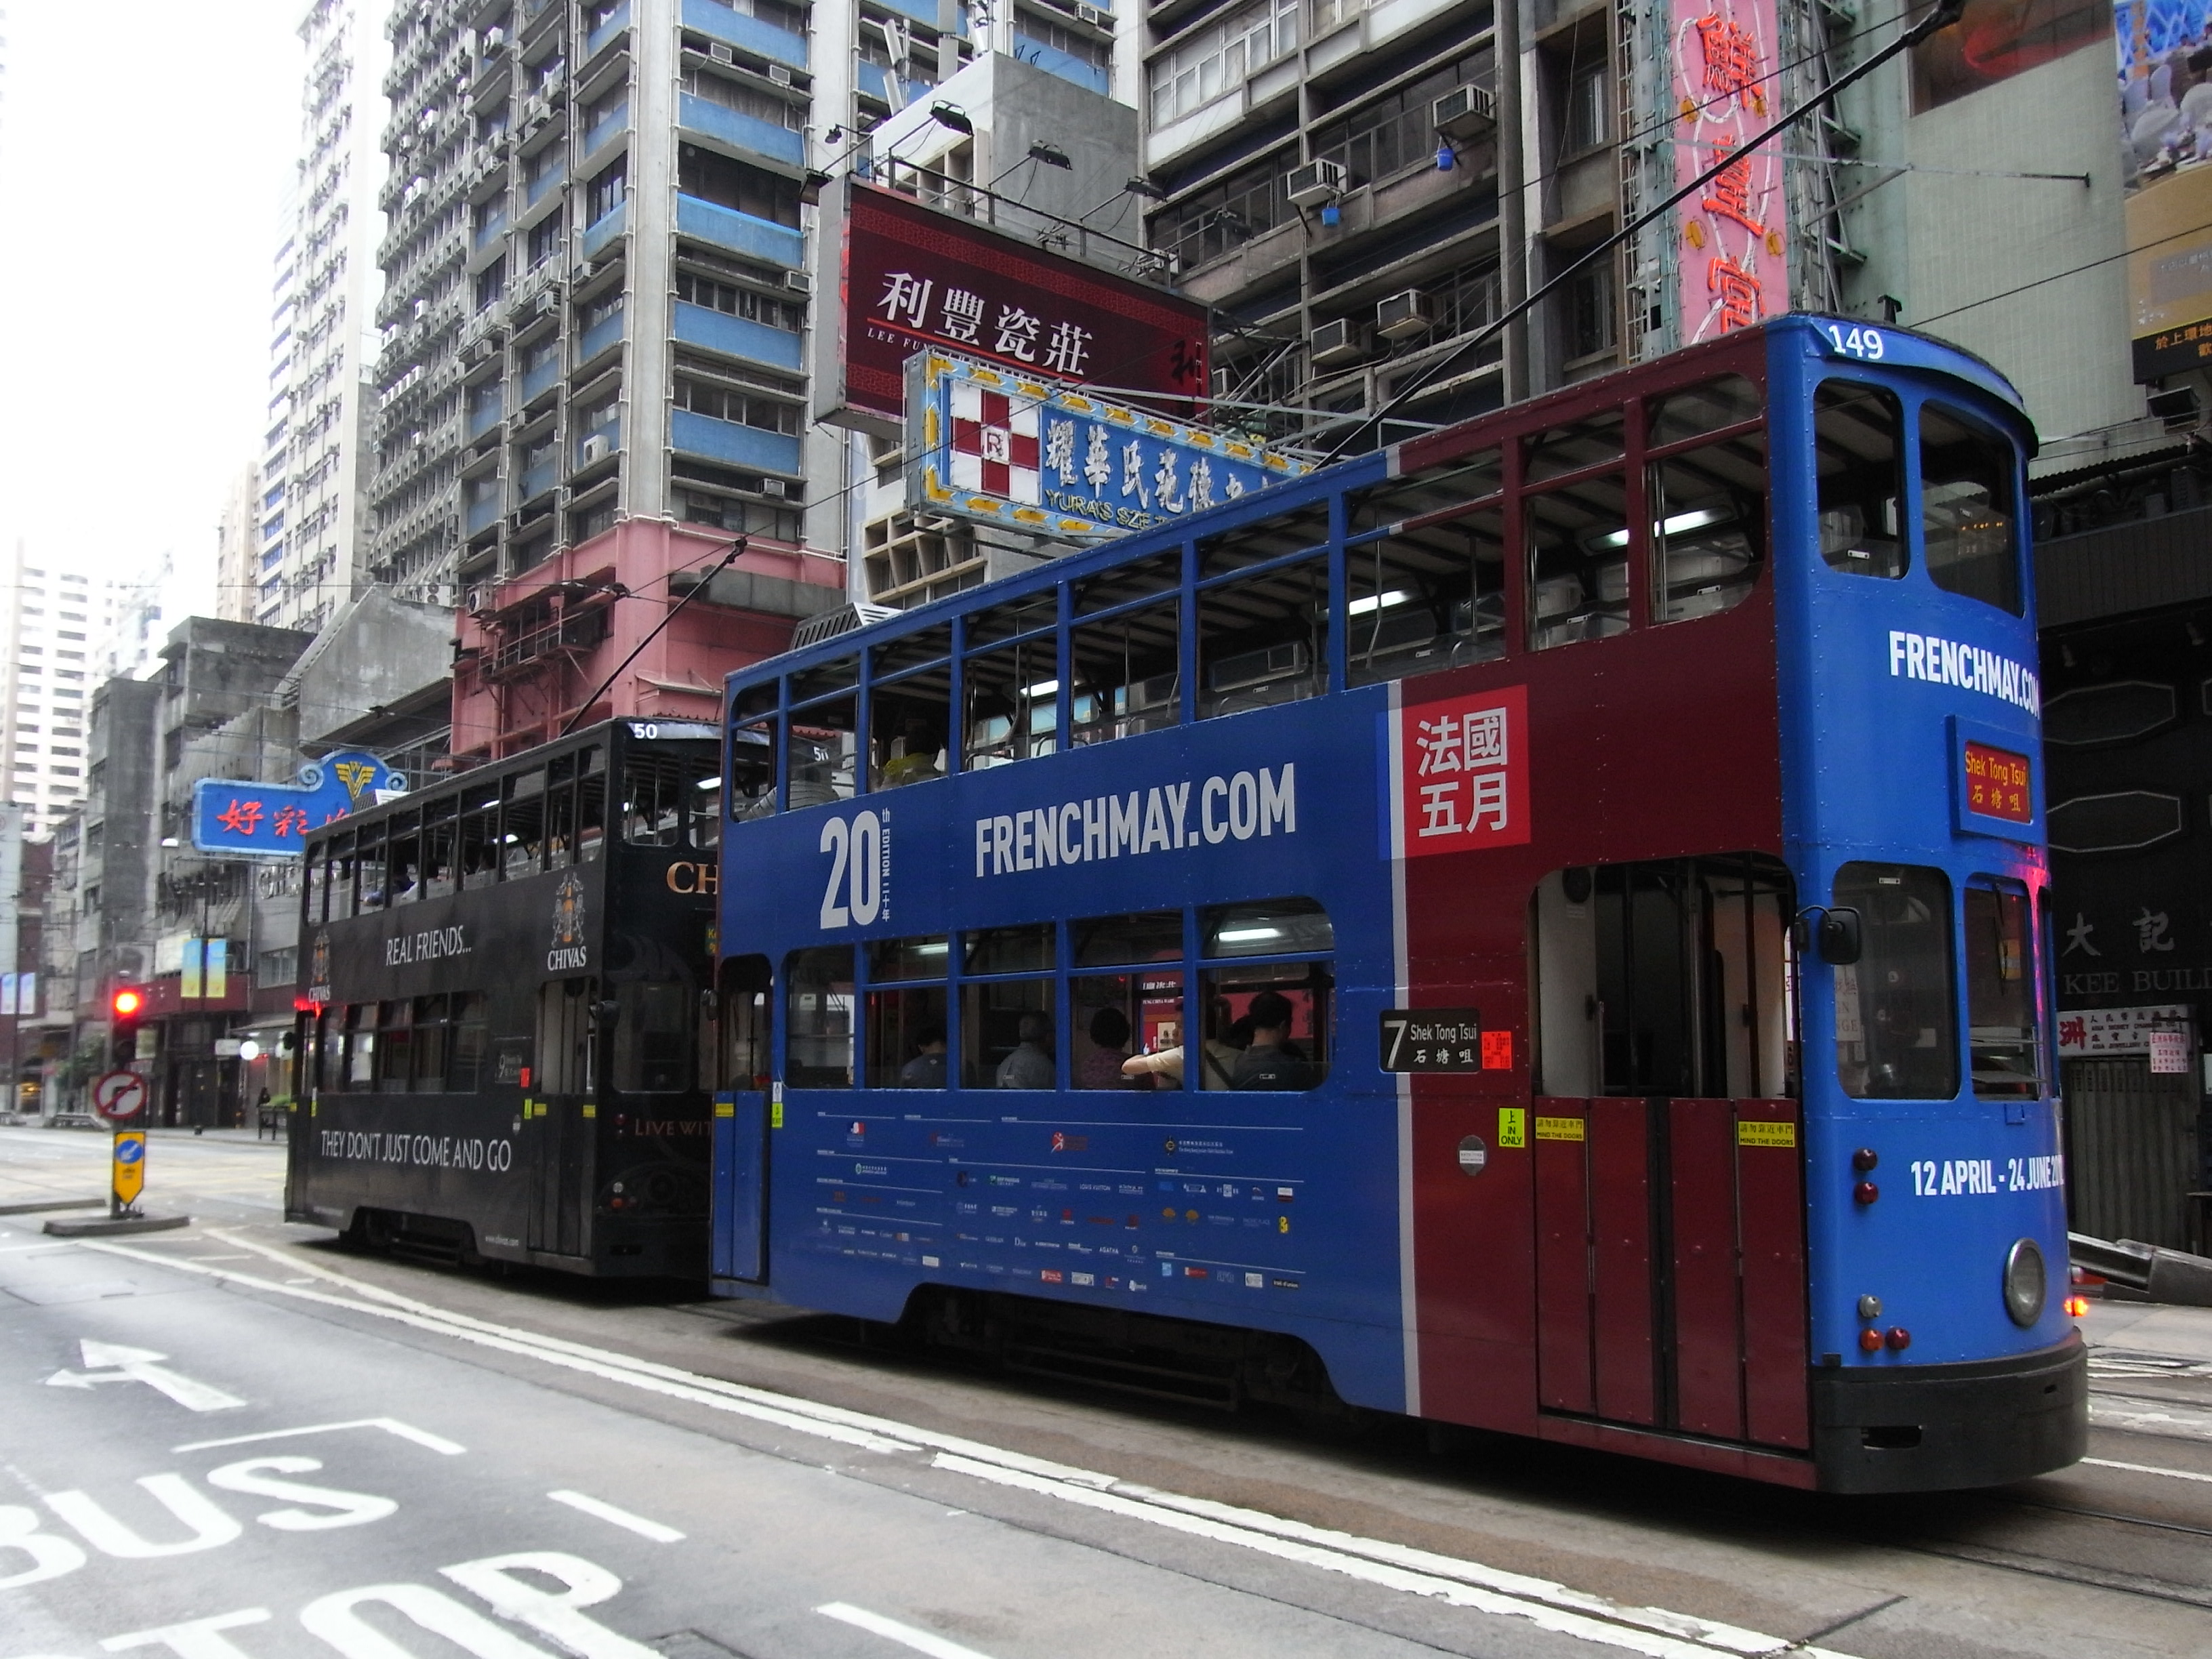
[{"xmin": 2079, "ymin": 1297, "xmax": 2212, "ymax": 1370}]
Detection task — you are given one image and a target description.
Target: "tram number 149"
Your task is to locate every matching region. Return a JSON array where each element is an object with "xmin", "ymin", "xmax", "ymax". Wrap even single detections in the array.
[
  {"xmin": 1822, "ymin": 323, "xmax": 1886, "ymax": 361},
  {"xmin": 820, "ymin": 809, "xmax": 888, "ymax": 928}
]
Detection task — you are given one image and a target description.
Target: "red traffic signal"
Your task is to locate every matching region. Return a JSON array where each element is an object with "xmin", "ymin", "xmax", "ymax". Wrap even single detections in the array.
[
  {"xmin": 111, "ymin": 988, "xmax": 145, "ymax": 1019},
  {"xmin": 110, "ymin": 986, "xmax": 145, "ymax": 1067}
]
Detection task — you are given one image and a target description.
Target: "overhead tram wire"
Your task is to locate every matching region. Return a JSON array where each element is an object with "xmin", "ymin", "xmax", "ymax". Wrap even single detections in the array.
[{"xmin": 1324, "ymin": 0, "xmax": 1971, "ymax": 460}]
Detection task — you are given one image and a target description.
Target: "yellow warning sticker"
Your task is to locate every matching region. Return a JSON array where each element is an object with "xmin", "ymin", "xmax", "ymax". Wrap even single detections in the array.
[
  {"xmin": 1738, "ymin": 1119, "xmax": 1797, "ymax": 1148},
  {"xmin": 1534, "ymin": 1115, "xmax": 1586, "ymax": 1141},
  {"xmin": 1497, "ymin": 1107, "xmax": 1526, "ymax": 1149},
  {"xmin": 771, "ymin": 1100, "xmax": 785, "ymax": 1129},
  {"xmin": 714, "ymin": 1101, "xmax": 736, "ymax": 1119}
]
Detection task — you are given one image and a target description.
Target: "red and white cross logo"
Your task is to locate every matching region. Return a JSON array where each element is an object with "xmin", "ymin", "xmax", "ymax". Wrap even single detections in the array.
[{"xmin": 949, "ymin": 382, "xmax": 1041, "ymax": 501}]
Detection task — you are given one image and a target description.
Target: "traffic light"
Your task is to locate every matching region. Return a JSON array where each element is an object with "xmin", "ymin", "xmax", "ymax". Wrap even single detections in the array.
[{"xmin": 110, "ymin": 987, "xmax": 144, "ymax": 1067}]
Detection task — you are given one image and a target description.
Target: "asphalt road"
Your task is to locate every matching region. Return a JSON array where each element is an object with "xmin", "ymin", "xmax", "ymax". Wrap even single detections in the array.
[{"xmin": 3, "ymin": 1126, "xmax": 2209, "ymax": 1659}]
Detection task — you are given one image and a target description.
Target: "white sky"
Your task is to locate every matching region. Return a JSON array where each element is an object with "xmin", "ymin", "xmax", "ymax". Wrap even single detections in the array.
[{"xmin": 0, "ymin": 0, "xmax": 306, "ymax": 637}]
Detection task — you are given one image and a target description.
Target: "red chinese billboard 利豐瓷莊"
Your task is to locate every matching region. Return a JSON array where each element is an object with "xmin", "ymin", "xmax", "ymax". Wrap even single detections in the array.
[{"xmin": 819, "ymin": 181, "xmax": 1211, "ymax": 435}]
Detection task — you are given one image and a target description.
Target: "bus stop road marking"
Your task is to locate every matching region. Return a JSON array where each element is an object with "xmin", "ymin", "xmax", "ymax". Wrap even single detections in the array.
[
  {"xmin": 175, "ymin": 1416, "xmax": 467, "ymax": 1456},
  {"xmin": 44, "ymin": 1338, "xmax": 245, "ymax": 1411},
  {"xmin": 817, "ymin": 1602, "xmax": 1002, "ymax": 1659},
  {"xmin": 548, "ymin": 1488, "xmax": 685, "ymax": 1542},
  {"xmin": 81, "ymin": 1233, "xmax": 1839, "ymax": 1659}
]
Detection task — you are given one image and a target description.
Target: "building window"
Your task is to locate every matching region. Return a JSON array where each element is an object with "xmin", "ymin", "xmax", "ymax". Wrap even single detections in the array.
[
  {"xmin": 475, "ymin": 259, "xmax": 507, "ymax": 311},
  {"xmin": 678, "ymin": 491, "xmax": 802, "ymax": 541},
  {"xmin": 677, "ymin": 147, "xmax": 801, "ymax": 227},
  {"xmin": 674, "ymin": 271, "xmax": 804, "ymax": 332},
  {"xmin": 674, "ymin": 376, "xmax": 802, "ymax": 433},
  {"xmin": 1565, "ymin": 62, "xmax": 1610, "ymax": 156},
  {"xmin": 588, "ymin": 157, "xmax": 628, "ymax": 225},
  {"xmin": 680, "ymin": 68, "xmax": 805, "ymax": 129},
  {"xmin": 1149, "ymin": 152, "xmax": 1296, "ymax": 269},
  {"xmin": 1563, "ymin": 256, "xmax": 1616, "ymax": 361},
  {"xmin": 1149, "ymin": 0, "xmax": 1300, "ymax": 127},
  {"xmin": 1311, "ymin": 46, "xmax": 1494, "ymax": 184},
  {"xmin": 528, "ymin": 210, "xmax": 565, "ymax": 268}
]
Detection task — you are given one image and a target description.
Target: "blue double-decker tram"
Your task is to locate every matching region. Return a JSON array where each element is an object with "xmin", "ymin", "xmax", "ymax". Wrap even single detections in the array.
[{"xmin": 706, "ymin": 315, "xmax": 2083, "ymax": 1492}]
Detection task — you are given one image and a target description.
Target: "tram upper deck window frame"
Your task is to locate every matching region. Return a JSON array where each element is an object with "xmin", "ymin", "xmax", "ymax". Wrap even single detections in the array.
[
  {"xmin": 1919, "ymin": 402, "xmax": 2024, "ymax": 615},
  {"xmin": 1814, "ymin": 380, "xmax": 1906, "ymax": 579}
]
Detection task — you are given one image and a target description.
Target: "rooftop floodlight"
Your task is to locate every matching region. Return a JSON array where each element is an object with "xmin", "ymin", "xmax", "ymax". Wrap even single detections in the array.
[
  {"xmin": 1028, "ymin": 142, "xmax": 1072, "ymax": 169},
  {"xmin": 1125, "ymin": 176, "xmax": 1166, "ymax": 199},
  {"xmin": 928, "ymin": 103, "xmax": 974, "ymax": 136}
]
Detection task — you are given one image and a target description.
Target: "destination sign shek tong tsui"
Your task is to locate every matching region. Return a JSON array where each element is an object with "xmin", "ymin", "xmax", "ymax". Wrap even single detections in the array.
[{"xmin": 191, "ymin": 749, "xmax": 407, "ymax": 861}]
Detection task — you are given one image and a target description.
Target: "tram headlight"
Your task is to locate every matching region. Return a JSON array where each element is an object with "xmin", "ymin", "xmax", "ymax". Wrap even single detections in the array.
[{"xmin": 2003, "ymin": 1237, "xmax": 2047, "ymax": 1328}]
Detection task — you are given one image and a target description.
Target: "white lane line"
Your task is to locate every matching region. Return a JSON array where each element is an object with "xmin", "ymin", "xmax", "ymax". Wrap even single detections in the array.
[
  {"xmin": 2083, "ymin": 1456, "xmax": 2212, "ymax": 1485},
  {"xmin": 0, "ymin": 1242, "xmax": 69, "ymax": 1254},
  {"xmin": 2089, "ymin": 1395, "xmax": 2212, "ymax": 1442},
  {"xmin": 817, "ymin": 1603, "xmax": 1000, "ymax": 1659},
  {"xmin": 175, "ymin": 1417, "xmax": 466, "ymax": 1456},
  {"xmin": 548, "ymin": 1488, "xmax": 685, "ymax": 1542},
  {"xmin": 87, "ymin": 1233, "xmax": 1837, "ymax": 1659}
]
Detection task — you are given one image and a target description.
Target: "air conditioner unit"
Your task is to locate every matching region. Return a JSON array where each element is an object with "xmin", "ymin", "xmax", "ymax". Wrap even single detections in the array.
[
  {"xmin": 1286, "ymin": 158, "xmax": 1348, "ymax": 207},
  {"xmin": 1432, "ymin": 83, "xmax": 1497, "ymax": 141},
  {"xmin": 480, "ymin": 26, "xmax": 506, "ymax": 55},
  {"xmin": 758, "ymin": 477, "xmax": 789, "ymax": 497},
  {"xmin": 769, "ymin": 64, "xmax": 794, "ymax": 86},
  {"xmin": 465, "ymin": 585, "xmax": 490, "ymax": 614},
  {"xmin": 1309, "ymin": 317, "xmax": 1365, "ymax": 368},
  {"xmin": 1375, "ymin": 288, "xmax": 1432, "ymax": 341},
  {"xmin": 1211, "ymin": 366, "xmax": 1237, "ymax": 398},
  {"xmin": 1076, "ymin": 2, "xmax": 1111, "ymax": 26},
  {"xmin": 581, "ymin": 434, "xmax": 612, "ymax": 464},
  {"xmin": 709, "ymin": 41, "xmax": 735, "ymax": 63},
  {"xmin": 783, "ymin": 269, "xmax": 813, "ymax": 293}
]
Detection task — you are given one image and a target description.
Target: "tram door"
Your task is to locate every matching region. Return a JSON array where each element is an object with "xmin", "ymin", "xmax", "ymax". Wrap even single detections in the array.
[
  {"xmin": 712, "ymin": 957, "xmax": 773, "ymax": 1282},
  {"xmin": 1528, "ymin": 859, "xmax": 1809, "ymax": 1449},
  {"xmin": 531, "ymin": 977, "xmax": 598, "ymax": 1257}
]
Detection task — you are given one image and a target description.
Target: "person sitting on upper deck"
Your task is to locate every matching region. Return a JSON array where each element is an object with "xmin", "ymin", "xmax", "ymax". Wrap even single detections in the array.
[
  {"xmin": 995, "ymin": 1011, "xmax": 1054, "ymax": 1089},
  {"xmin": 899, "ymin": 1023, "xmax": 948, "ymax": 1088},
  {"xmin": 1076, "ymin": 1006, "xmax": 1133, "ymax": 1089},
  {"xmin": 1231, "ymin": 991, "xmax": 1315, "ymax": 1090}
]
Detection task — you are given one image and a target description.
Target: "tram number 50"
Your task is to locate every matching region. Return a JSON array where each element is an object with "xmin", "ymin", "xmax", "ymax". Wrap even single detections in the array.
[
  {"xmin": 1822, "ymin": 323, "xmax": 1885, "ymax": 361},
  {"xmin": 820, "ymin": 810, "xmax": 886, "ymax": 928}
]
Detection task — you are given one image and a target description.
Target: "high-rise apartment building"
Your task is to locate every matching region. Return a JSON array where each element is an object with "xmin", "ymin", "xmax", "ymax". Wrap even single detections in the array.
[
  {"xmin": 214, "ymin": 462, "xmax": 262, "ymax": 626},
  {"xmin": 261, "ymin": 0, "xmax": 392, "ymax": 636},
  {"xmin": 0, "ymin": 542, "xmax": 129, "ymax": 836}
]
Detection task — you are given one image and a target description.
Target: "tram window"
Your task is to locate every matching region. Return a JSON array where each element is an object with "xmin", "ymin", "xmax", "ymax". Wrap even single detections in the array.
[
  {"xmin": 967, "ymin": 590, "xmax": 1057, "ymax": 649},
  {"xmin": 412, "ymin": 995, "xmax": 449, "ymax": 1092},
  {"xmin": 325, "ymin": 834, "xmax": 354, "ymax": 920},
  {"xmin": 388, "ymin": 811, "xmax": 422, "ymax": 905},
  {"xmin": 1920, "ymin": 404, "xmax": 2022, "ymax": 615},
  {"xmin": 1073, "ymin": 911, "xmax": 1182, "ymax": 967},
  {"xmin": 872, "ymin": 935, "xmax": 951, "ymax": 979},
  {"xmin": 1072, "ymin": 597, "xmax": 1181, "ymax": 745},
  {"xmin": 867, "ymin": 982, "xmax": 948, "ymax": 1088},
  {"xmin": 1196, "ymin": 500, "xmax": 1331, "ymax": 579},
  {"xmin": 691, "ymin": 777, "xmax": 720, "ymax": 850},
  {"xmin": 1073, "ymin": 972, "xmax": 1183, "ymax": 1090},
  {"xmin": 962, "ymin": 975, "xmax": 1053, "ymax": 1089},
  {"xmin": 343, "ymin": 1005, "xmax": 375, "ymax": 1090},
  {"xmin": 577, "ymin": 747, "xmax": 607, "ymax": 861},
  {"xmin": 963, "ymin": 922, "xmax": 1053, "ymax": 974},
  {"xmin": 790, "ymin": 653, "xmax": 859, "ymax": 703},
  {"xmin": 1648, "ymin": 428, "xmax": 1766, "ymax": 624},
  {"xmin": 1525, "ymin": 409, "xmax": 1624, "ymax": 483},
  {"xmin": 1197, "ymin": 552, "xmax": 1327, "ymax": 718},
  {"xmin": 375, "ymin": 1000, "xmax": 413, "ymax": 1092},
  {"xmin": 449, "ymin": 993, "xmax": 489, "ymax": 1091},
  {"xmin": 872, "ymin": 671, "xmax": 950, "ymax": 790},
  {"xmin": 1526, "ymin": 473, "xmax": 1630, "ymax": 650},
  {"xmin": 1346, "ymin": 447, "xmax": 1503, "ymax": 534},
  {"xmin": 622, "ymin": 752, "xmax": 690, "ymax": 846},
  {"xmin": 459, "ymin": 788, "xmax": 500, "ymax": 890},
  {"xmin": 547, "ymin": 756, "xmax": 578, "ymax": 869},
  {"xmin": 729, "ymin": 720, "xmax": 775, "ymax": 819},
  {"xmin": 304, "ymin": 845, "xmax": 322, "ymax": 927},
  {"xmin": 1347, "ymin": 506, "xmax": 1505, "ymax": 685},
  {"xmin": 1832, "ymin": 862, "xmax": 1958, "ymax": 1100},
  {"xmin": 537, "ymin": 979, "xmax": 598, "ymax": 1095},
  {"xmin": 356, "ymin": 826, "xmax": 388, "ymax": 912},
  {"xmin": 719, "ymin": 954, "xmax": 771, "ymax": 1092},
  {"xmin": 873, "ymin": 622, "xmax": 952, "ymax": 681},
  {"xmin": 1202, "ymin": 897, "xmax": 1334, "ymax": 958},
  {"xmin": 733, "ymin": 680, "xmax": 779, "ymax": 719},
  {"xmin": 1647, "ymin": 374, "xmax": 1761, "ymax": 446},
  {"xmin": 1198, "ymin": 961, "xmax": 1331, "ymax": 1090},
  {"xmin": 1814, "ymin": 382, "xmax": 1904, "ymax": 578},
  {"xmin": 613, "ymin": 980, "xmax": 693, "ymax": 1092},
  {"xmin": 788, "ymin": 699, "xmax": 857, "ymax": 805},
  {"xmin": 1075, "ymin": 548, "xmax": 1182, "ymax": 616},
  {"xmin": 1965, "ymin": 881, "xmax": 2039, "ymax": 1097},
  {"xmin": 963, "ymin": 639, "xmax": 1057, "ymax": 769},
  {"xmin": 422, "ymin": 799, "xmax": 459, "ymax": 901},
  {"xmin": 784, "ymin": 946, "xmax": 855, "ymax": 1086},
  {"xmin": 503, "ymin": 769, "xmax": 546, "ymax": 878}
]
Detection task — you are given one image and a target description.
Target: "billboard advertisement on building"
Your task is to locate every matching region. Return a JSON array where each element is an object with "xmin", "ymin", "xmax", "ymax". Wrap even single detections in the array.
[
  {"xmin": 2127, "ymin": 163, "xmax": 2212, "ymax": 378},
  {"xmin": 819, "ymin": 181, "xmax": 1211, "ymax": 437},
  {"xmin": 1911, "ymin": 0, "xmax": 2107, "ymax": 113},
  {"xmin": 2118, "ymin": 0, "xmax": 2212, "ymax": 178},
  {"xmin": 1673, "ymin": 0, "xmax": 1790, "ymax": 342}
]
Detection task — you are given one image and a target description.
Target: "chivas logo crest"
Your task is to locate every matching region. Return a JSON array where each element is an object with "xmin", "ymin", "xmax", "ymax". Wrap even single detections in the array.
[
  {"xmin": 333, "ymin": 760, "xmax": 379, "ymax": 802},
  {"xmin": 548, "ymin": 871, "xmax": 590, "ymax": 972},
  {"xmin": 310, "ymin": 931, "xmax": 331, "ymax": 991}
]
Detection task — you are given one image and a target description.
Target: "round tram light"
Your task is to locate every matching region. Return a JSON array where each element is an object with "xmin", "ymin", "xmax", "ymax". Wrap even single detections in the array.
[
  {"xmin": 1885, "ymin": 1327, "xmax": 1912, "ymax": 1351},
  {"xmin": 1858, "ymin": 1328, "xmax": 1884, "ymax": 1353},
  {"xmin": 1853, "ymin": 1180, "xmax": 1879, "ymax": 1206},
  {"xmin": 2003, "ymin": 1237, "xmax": 2048, "ymax": 1328},
  {"xmin": 1851, "ymin": 1147, "xmax": 1879, "ymax": 1172},
  {"xmin": 238, "ymin": 1040, "xmax": 262, "ymax": 1063},
  {"xmin": 1856, "ymin": 1293, "xmax": 1883, "ymax": 1319}
]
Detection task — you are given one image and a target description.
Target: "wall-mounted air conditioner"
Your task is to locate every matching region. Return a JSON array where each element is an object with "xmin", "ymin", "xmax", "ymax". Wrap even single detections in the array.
[
  {"xmin": 581, "ymin": 434, "xmax": 612, "ymax": 465},
  {"xmin": 1309, "ymin": 317, "xmax": 1365, "ymax": 368},
  {"xmin": 1211, "ymin": 366, "xmax": 1237, "ymax": 398},
  {"xmin": 480, "ymin": 26, "xmax": 506, "ymax": 56},
  {"xmin": 784, "ymin": 269, "xmax": 813, "ymax": 294},
  {"xmin": 709, "ymin": 42, "xmax": 735, "ymax": 63},
  {"xmin": 1433, "ymin": 83, "xmax": 1497, "ymax": 141},
  {"xmin": 1076, "ymin": 3, "xmax": 1112, "ymax": 26},
  {"xmin": 1286, "ymin": 159, "xmax": 1348, "ymax": 207},
  {"xmin": 769, "ymin": 64, "xmax": 794, "ymax": 86},
  {"xmin": 1375, "ymin": 289, "xmax": 1432, "ymax": 341},
  {"xmin": 759, "ymin": 478, "xmax": 789, "ymax": 497}
]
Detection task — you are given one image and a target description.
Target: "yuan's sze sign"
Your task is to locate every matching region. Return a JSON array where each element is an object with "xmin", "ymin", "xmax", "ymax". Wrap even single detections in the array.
[
  {"xmin": 1674, "ymin": 0, "xmax": 1790, "ymax": 339},
  {"xmin": 824, "ymin": 181, "xmax": 1210, "ymax": 435}
]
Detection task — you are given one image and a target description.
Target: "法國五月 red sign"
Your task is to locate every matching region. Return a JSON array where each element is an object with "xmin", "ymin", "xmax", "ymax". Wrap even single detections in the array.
[
  {"xmin": 1396, "ymin": 686, "xmax": 1532, "ymax": 857},
  {"xmin": 822, "ymin": 182, "xmax": 1210, "ymax": 435}
]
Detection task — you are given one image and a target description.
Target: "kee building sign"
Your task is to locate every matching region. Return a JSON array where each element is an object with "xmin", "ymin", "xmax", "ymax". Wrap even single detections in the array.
[{"xmin": 821, "ymin": 180, "xmax": 1211, "ymax": 436}]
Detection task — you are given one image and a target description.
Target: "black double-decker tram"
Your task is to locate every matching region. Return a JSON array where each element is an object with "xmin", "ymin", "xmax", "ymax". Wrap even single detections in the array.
[{"xmin": 285, "ymin": 720, "xmax": 723, "ymax": 1277}]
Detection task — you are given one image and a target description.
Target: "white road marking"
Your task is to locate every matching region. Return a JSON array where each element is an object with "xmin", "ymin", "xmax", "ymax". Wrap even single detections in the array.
[
  {"xmin": 46, "ymin": 1340, "xmax": 245, "ymax": 1412},
  {"xmin": 548, "ymin": 1489, "xmax": 684, "ymax": 1542},
  {"xmin": 817, "ymin": 1602, "xmax": 1001, "ymax": 1659},
  {"xmin": 101, "ymin": 1605, "xmax": 270, "ymax": 1654},
  {"xmin": 174, "ymin": 1417, "xmax": 466, "ymax": 1456},
  {"xmin": 0, "ymin": 1242, "xmax": 69, "ymax": 1254},
  {"xmin": 2089, "ymin": 1395, "xmax": 2212, "ymax": 1441},
  {"xmin": 85, "ymin": 1233, "xmax": 1843, "ymax": 1659},
  {"xmin": 2082, "ymin": 1456, "xmax": 2212, "ymax": 1484}
]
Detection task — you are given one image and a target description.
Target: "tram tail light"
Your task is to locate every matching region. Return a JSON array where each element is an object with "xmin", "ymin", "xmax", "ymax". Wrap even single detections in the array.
[
  {"xmin": 1885, "ymin": 1327, "xmax": 1911, "ymax": 1351},
  {"xmin": 1853, "ymin": 1181, "xmax": 1879, "ymax": 1205},
  {"xmin": 2064, "ymin": 1295, "xmax": 2090, "ymax": 1317},
  {"xmin": 1858, "ymin": 1328, "xmax": 1884, "ymax": 1353},
  {"xmin": 1851, "ymin": 1147, "xmax": 1879, "ymax": 1172}
]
